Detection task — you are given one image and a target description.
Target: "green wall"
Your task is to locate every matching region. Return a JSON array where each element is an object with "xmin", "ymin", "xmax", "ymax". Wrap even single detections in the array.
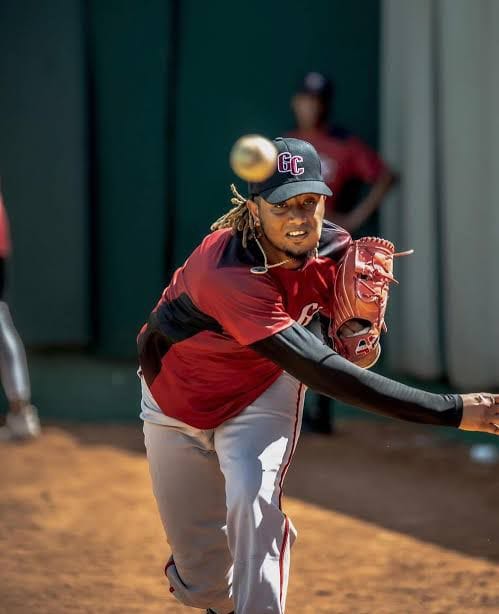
[
  {"xmin": 89, "ymin": 0, "xmax": 169, "ymax": 356},
  {"xmin": 0, "ymin": 0, "xmax": 89, "ymax": 345},
  {"xmin": 174, "ymin": 0, "xmax": 380, "ymax": 265},
  {"xmin": 0, "ymin": 0, "xmax": 380, "ymax": 358}
]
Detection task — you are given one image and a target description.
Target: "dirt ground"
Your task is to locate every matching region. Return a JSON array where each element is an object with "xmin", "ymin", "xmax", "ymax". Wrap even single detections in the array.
[{"xmin": 1, "ymin": 420, "xmax": 498, "ymax": 614}]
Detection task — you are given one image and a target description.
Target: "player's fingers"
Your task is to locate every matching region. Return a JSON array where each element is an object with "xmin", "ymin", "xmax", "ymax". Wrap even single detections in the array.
[
  {"xmin": 477, "ymin": 393, "xmax": 495, "ymax": 407},
  {"xmin": 338, "ymin": 322, "xmax": 356, "ymax": 338},
  {"xmin": 486, "ymin": 423, "xmax": 499, "ymax": 435}
]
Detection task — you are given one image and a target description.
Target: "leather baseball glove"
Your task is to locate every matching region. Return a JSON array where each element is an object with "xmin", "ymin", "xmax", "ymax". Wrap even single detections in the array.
[{"xmin": 330, "ymin": 236, "xmax": 412, "ymax": 368}]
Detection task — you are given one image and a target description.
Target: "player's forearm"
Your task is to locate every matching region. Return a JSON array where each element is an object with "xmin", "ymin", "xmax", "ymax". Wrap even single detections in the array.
[
  {"xmin": 251, "ymin": 323, "xmax": 462, "ymax": 427},
  {"xmin": 367, "ymin": 169, "xmax": 397, "ymax": 207}
]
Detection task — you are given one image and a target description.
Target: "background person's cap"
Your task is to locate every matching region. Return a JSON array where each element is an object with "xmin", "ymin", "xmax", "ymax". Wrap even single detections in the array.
[
  {"xmin": 248, "ymin": 137, "xmax": 332, "ymax": 204},
  {"xmin": 298, "ymin": 71, "xmax": 335, "ymax": 103}
]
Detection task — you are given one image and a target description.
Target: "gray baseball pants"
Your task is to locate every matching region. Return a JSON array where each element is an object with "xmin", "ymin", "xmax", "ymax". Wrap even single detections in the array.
[
  {"xmin": 142, "ymin": 372, "xmax": 305, "ymax": 613},
  {"xmin": 0, "ymin": 301, "xmax": 30, "ymax": 402}
]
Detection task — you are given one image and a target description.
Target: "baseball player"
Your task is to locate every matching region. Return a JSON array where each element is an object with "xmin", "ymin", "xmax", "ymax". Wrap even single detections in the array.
[
  {"xmin": 138, "ymin": 137, "xmax": 498, "ymax": 614},
  {"xmin": 0, "ymin": 188, "xmax": 40, "ymax": 441}
]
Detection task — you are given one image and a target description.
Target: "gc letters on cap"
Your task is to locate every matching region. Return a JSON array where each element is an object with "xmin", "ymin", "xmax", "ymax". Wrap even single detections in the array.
[{"xmin": 277, "ymin": 152, "xmax": 304, "ymax": 176}]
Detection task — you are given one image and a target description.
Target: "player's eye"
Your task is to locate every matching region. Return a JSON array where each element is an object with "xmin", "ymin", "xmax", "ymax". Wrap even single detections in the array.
[{"xmin": 272, "ymin": 203, "xmax": 287, "ymax": 210}]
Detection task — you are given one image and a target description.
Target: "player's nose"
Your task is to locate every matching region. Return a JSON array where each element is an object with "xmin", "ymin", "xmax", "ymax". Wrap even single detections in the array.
[{"xmin": 286, "ymin": 205, "xmax": 309, "ymax": 223}]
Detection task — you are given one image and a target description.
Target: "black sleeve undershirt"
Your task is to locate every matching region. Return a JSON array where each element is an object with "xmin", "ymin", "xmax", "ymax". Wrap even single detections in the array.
[{"xmin": 250, "ymin": 323, "xmax": 462, "ymax": 427}]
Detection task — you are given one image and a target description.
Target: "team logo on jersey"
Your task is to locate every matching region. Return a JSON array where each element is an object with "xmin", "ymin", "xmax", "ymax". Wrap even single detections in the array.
[
  {"xmin": 277, "ymin": 152, "xmax": 304, "ymax": 176},
  {"xmin": 296, "ymin": 303, "xmax": 320, "ymax": 327}
]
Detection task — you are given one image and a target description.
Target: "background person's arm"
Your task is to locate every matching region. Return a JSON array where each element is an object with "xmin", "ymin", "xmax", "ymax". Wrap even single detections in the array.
[{"xmin": 333, "ymin": 169, "xmax": 398, "ymax": 233}]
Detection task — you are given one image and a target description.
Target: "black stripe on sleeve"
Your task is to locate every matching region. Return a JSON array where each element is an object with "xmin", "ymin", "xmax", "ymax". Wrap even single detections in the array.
[
  {"xmin": 250, "ymin": 323, "xmax": 462, "ymax": 427},
  {"xmin": 138, "ymin": 293, "xmax": 223, "ymax": 385}
]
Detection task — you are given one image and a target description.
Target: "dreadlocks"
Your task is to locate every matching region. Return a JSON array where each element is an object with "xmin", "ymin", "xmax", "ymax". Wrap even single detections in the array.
[{"xmin": 210, "ymin": 184, "xmax": 257, "ymax": 248}]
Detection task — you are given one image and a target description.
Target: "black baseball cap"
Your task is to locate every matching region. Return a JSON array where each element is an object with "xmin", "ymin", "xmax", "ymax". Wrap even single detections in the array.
[
  {"xmin": 298, "ymin": 71, "xmax": 335, "ymax": 103},
  {"xmin": 248, "ymin": 137, "xmax": 332, "ymax": 204}
]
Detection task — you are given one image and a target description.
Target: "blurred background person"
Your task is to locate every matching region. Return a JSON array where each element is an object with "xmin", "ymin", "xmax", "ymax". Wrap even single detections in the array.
[
  {"xmin": 289, "ymin": 71, "xmax": 398, "ymax": 434},
  {"xmin": 289, "ymin": 71, "xmax": 397, "ymax": 238},
  {"xmin": 0, "ymin": 187, "xmax": 40, "ymax": 441}
]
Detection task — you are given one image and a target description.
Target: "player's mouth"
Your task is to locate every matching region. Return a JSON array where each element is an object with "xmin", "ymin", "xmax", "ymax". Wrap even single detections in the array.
[{"xmin": 285, "ymin": 229, "xmax": 309, "ymax": 241}]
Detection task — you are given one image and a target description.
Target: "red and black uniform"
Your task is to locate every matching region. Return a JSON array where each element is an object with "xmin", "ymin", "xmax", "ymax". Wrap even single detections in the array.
[
  {"xmin": 139, "ymin": 221, "xmax": 349, "ymax": 428},
  {"xmin": 138, "ymin": 222, "xmax": 462, "ymax": 430}
]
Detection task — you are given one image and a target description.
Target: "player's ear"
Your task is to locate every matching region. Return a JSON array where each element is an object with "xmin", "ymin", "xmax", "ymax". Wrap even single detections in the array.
[{"xmin": 246, "ymin": 198, "xmax": 260, "ymax": 226}]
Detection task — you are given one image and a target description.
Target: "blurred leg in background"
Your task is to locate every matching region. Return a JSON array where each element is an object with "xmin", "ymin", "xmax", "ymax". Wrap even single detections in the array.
[
  {"xmin": 0, "ymin": 259, "xmax": 40, "ymax": 441},
  {"xmin": 303, "ymin": 393, "xmax": 335, "ymax": 435}
]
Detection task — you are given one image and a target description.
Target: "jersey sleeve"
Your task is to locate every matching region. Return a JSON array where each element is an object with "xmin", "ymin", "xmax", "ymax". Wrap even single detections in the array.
[
  {"xmin": 348, "ymin": 137, "xmax": 387, "ymax": 184},
  {"xmin": 196, "ymin": 268, "xmax": 294, "ymax": 346}
]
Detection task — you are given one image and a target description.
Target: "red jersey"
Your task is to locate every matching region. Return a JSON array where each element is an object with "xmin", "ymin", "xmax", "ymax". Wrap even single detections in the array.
[
  {"xmin": 0, "ymin": 194, "xmax": 12, "ymax": 258},
  {"xmin": 288, "ymin": 129, "xmax": 386, "ymax": 217},
  {"xmin": 138, "ymin": 222, "xmax": 351, "ymax": 429}
]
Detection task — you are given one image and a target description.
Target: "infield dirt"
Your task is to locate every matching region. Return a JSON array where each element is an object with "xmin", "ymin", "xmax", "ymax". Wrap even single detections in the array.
[{"xmin": 1, "ymin": 420, "xmax": 498, "ymax": 613}]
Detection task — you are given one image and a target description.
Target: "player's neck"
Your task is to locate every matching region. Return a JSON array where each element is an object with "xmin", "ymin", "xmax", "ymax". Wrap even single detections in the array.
[{"xmin": 256, "ymin": 235, "xmax": 303, "ymax": 270}]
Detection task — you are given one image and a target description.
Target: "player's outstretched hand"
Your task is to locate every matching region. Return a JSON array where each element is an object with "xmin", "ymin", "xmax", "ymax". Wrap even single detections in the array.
[{"xmin": 459, "ymin": 394, "xmax": 499, "ymax": 434}]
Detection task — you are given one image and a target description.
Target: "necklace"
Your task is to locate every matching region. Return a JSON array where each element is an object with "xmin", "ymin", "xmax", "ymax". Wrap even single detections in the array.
[
  {"xmin": 250, "ymin": 237, "xmax": 319, "ymax": 275},
  {"xmin": 250, "ymin": 237, "xmax": 292, "ymax": 274}
]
